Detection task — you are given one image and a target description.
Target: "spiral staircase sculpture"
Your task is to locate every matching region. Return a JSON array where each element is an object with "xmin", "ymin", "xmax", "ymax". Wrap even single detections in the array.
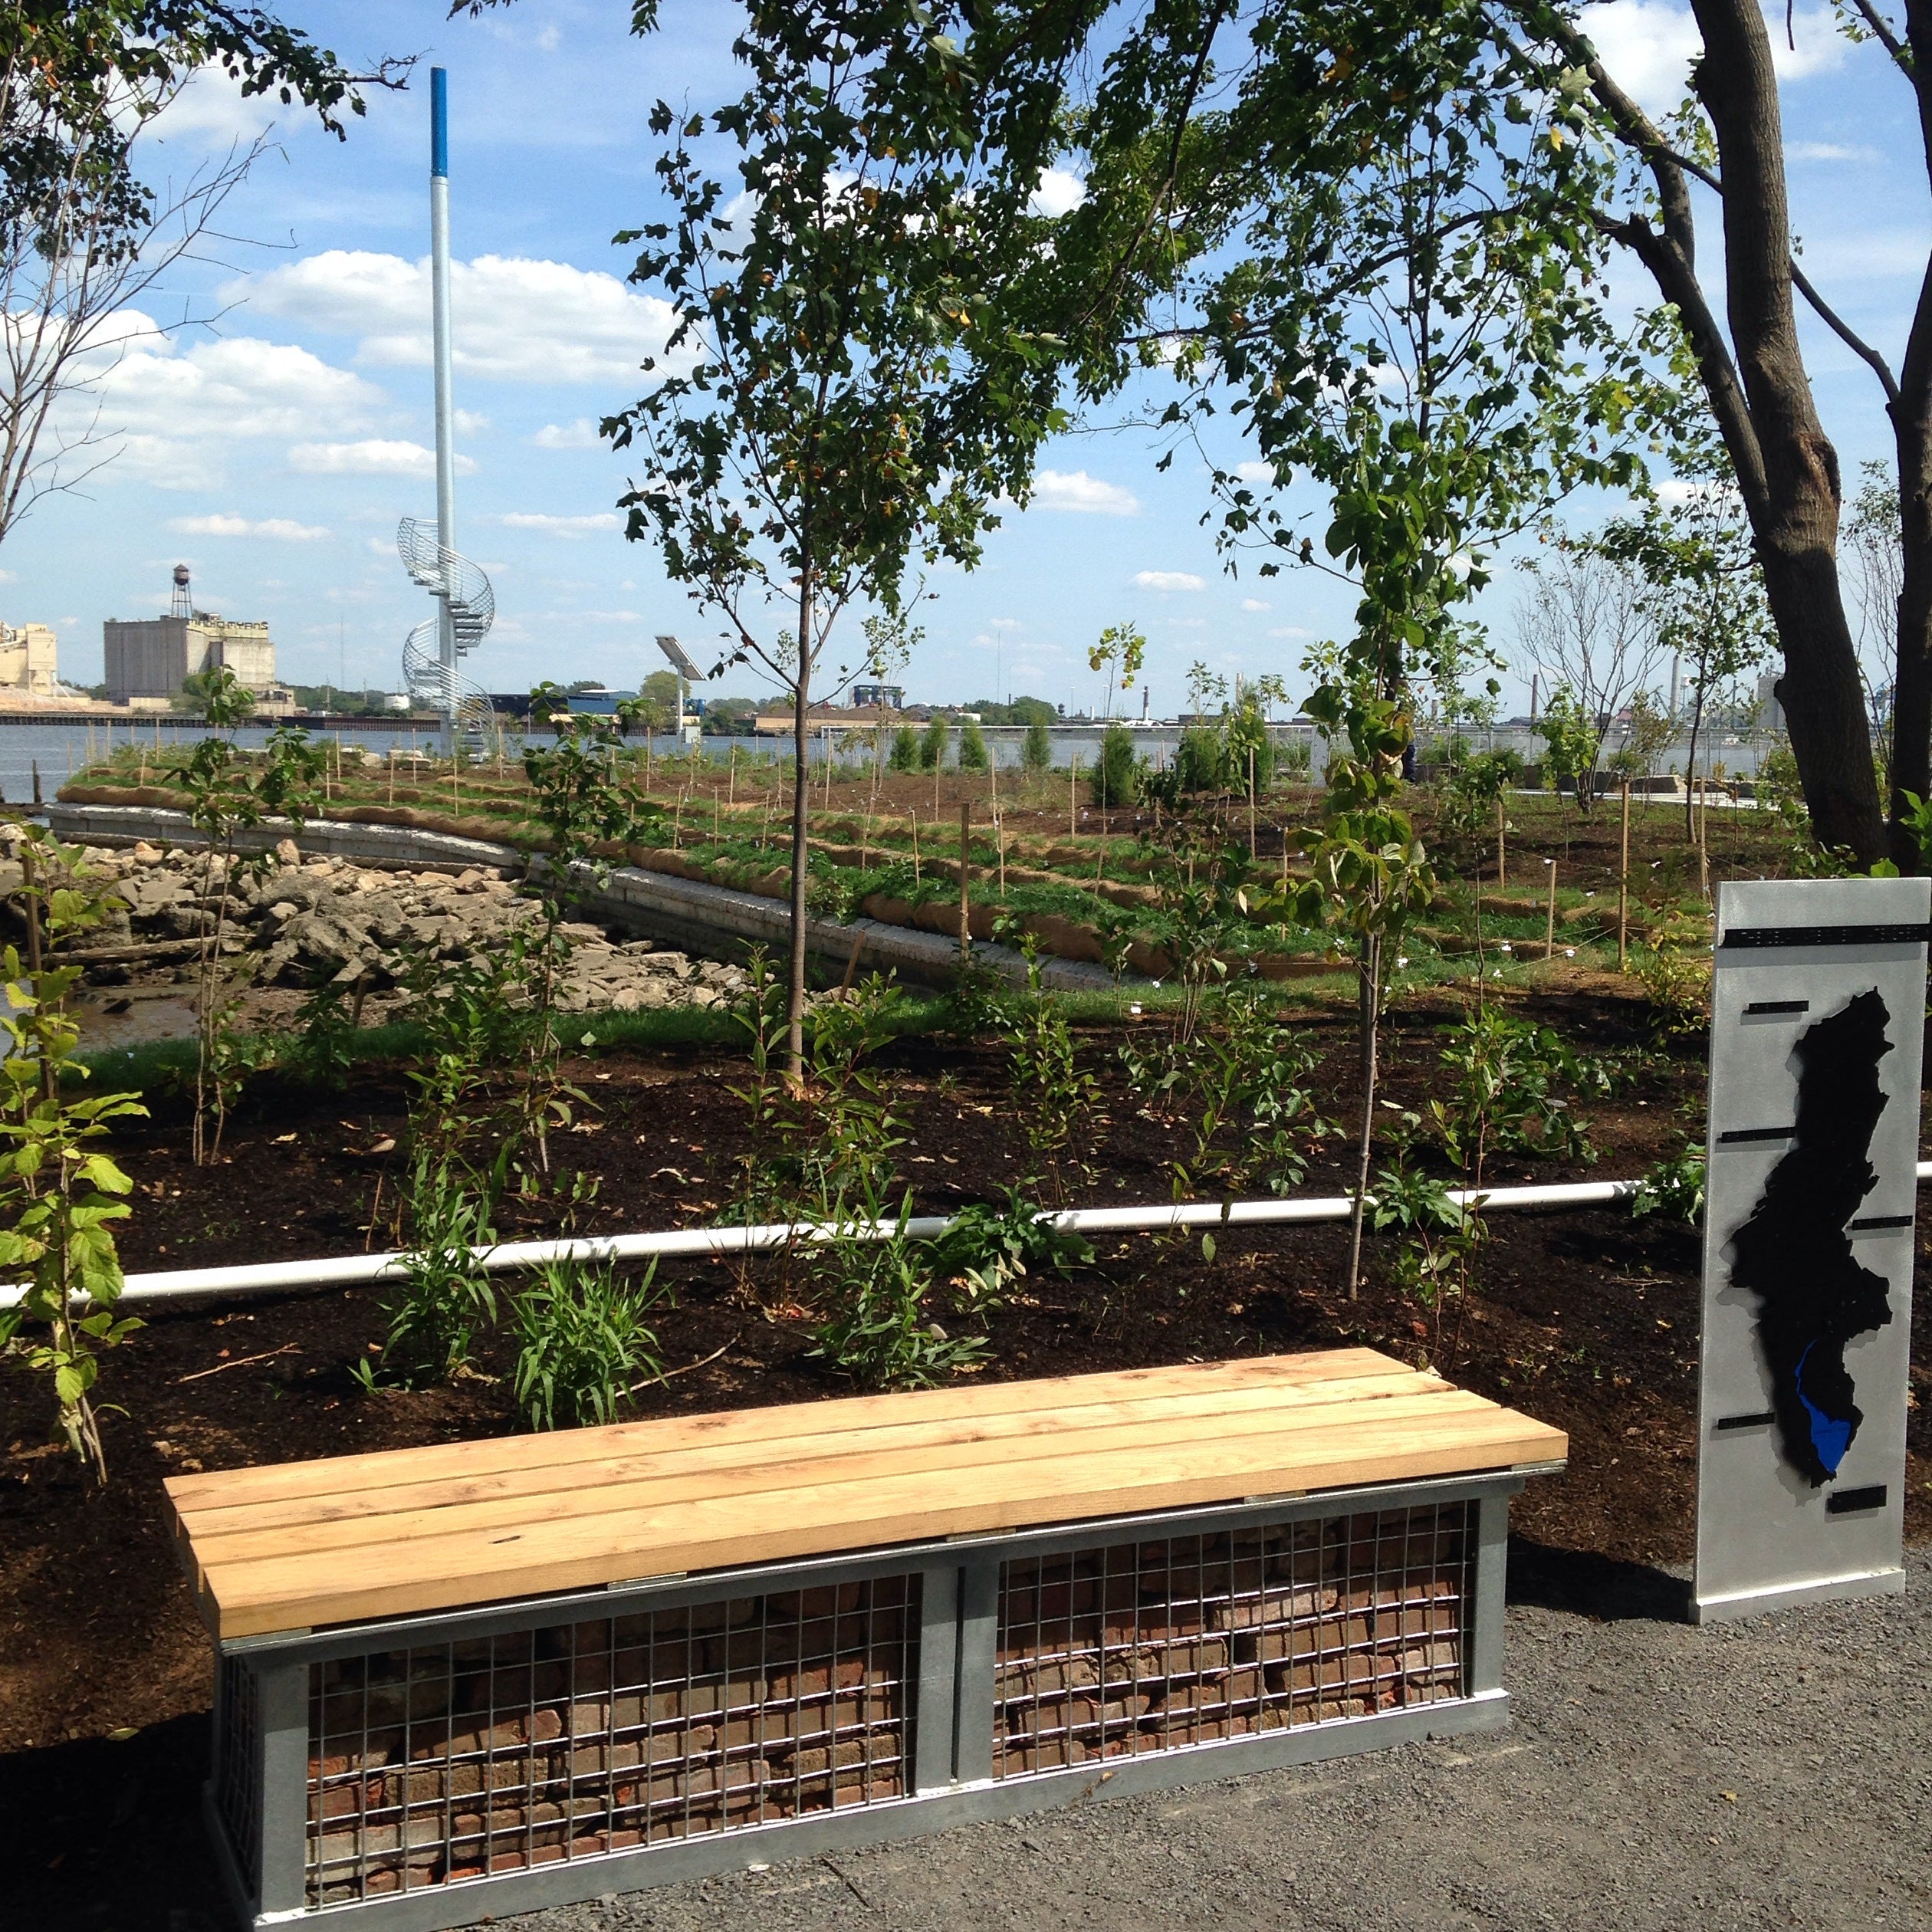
[{"xmin": 397, "ymin": 514, "xmax": 494, "ymax": 732}]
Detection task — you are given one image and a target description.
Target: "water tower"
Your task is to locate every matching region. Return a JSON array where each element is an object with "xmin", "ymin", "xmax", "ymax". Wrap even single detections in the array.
[{"xmin": 170, "ymin": 564, "xmax": 192, "ymax": 619}]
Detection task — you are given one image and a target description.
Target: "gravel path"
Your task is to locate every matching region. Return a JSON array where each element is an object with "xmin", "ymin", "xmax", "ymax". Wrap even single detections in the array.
[{"xmin": 507, "ymin": 1546, "xmax": 1930, "ymax": 1932}]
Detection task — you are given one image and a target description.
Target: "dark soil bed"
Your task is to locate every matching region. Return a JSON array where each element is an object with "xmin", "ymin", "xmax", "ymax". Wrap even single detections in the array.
[{"xmin": 4, "ymin": 981, "xmax": 1930, "ymax": 1930}]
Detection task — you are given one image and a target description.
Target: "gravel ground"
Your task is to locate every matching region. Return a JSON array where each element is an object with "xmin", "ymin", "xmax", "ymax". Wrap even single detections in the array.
[{"xmin": 504, "ymin": 1546, "xmax": 1930, "ymax": 1932}]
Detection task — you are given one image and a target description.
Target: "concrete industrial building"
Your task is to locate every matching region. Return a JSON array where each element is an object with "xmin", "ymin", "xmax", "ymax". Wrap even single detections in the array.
[
  {"xmin": 0, "ymin": 621, "xmax": 58, "ymax": 694},
  {"xmin": 104, "ymin": 565, "xmax": 278, "ymax": 705}
]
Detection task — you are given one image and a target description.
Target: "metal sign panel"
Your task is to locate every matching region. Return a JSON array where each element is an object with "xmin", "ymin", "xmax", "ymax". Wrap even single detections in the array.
[{"xmin": 1694, "ymin": 876, "xmax": 1928, "ymax": 1623}]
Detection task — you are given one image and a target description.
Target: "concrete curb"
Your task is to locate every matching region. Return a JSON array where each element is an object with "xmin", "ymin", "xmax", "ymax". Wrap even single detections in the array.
[{"xmin": 43, "ymin": 801, "xmax": 1122, "ymax": 994}]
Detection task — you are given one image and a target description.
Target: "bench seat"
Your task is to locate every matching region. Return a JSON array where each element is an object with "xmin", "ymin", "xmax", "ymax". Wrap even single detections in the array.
[{"xmin": 167, "ymin": 1349, "xmax": 1566, "ymax": 1641}]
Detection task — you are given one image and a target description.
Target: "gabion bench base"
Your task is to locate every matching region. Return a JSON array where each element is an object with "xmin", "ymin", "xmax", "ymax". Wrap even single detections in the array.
[{"xmin": 204, "ymin": 1470, "xmax": 1525, "ymax": 1930}]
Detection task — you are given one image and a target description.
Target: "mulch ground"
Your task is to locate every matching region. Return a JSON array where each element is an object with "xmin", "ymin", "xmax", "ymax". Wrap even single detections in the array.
[{"xmin": 2, "ymin": 977, "xmax": 1929, "ymax": 1930}]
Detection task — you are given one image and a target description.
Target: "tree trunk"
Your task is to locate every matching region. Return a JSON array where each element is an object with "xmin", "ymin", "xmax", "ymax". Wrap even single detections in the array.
[
  {"xmin": 1561, "ymin": 1, "xmax": 1887, "ymax": 863},
  {"xmin": 1687, "ymin": 0, "xmax": 1883, "ymax": 860},
  {"xmin": 787, "ymin": 595, "xmax": 813, "ymax": 1086},
  {"xmin": 1346, "ymin": 932, "xmax": 1380, "ymax": 1302},
  {"xmin": 1889, "ymin": 405, "xmax": 1932, "ymax": 859}
]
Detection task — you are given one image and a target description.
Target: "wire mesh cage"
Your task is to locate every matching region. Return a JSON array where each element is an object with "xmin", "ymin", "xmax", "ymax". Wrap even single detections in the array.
[
  {"xmin": 216, "ymin": 1653, "xmax": 264, "ymax": 1899},
  {"xmin": 305, "ymin": 1575, "xmax": 919, "ymax": 1904},
  {"xmin": 992, "ymin": 1502, "xmax": 1470, "ymax": 1776}
]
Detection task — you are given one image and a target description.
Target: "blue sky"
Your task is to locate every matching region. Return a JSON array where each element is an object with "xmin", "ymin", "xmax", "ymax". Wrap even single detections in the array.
[{"xmin": 2, "ymin": 1, "xmax": 1923, "ymax": 715}]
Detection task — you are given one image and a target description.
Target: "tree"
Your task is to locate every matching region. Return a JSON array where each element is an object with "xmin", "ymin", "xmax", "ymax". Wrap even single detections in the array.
[
  {"xmin": 0, "ymin": 7, "xmax": 406, "ymax": 550},
  {"xmin": 1286, "ymin": 678, "xmax": 1434, "ymax": 1299},
  {"xmin": 1504, "ymin": 1, "xmax": 1913, "ymax": 863},
  {"xmin": 957, "ymin": 717, "xmax": 990, "ymax": 771},
  {"xmin": 1845, "ymin": 464, "xmax": 1902, "ymax": 792},
  {"xmin": 918, "ymin": 715, "xmax": 951, "ymax": 772},
  {"xmin": 1091, "ymin": 721, "xmax": 1138, "ymax": 807},
  {"xmin": 889, "ymin": 724, "xmax": 920, "ymax": 772},
  {"xmin": 1022, "ymin": 715, "xmax": 1052, "ymax": 772},
  {"xmin": 1088, "ymin": 623, "xmax": 1146, "ymax": 724},
  {"xmin": 1532, "ymin": 687, "xmax": 1596, "ymax": 812},
  {"xmin": 1596, "ymin": 457, "xmax": 1776, "ymax": 844},
  {"xmin": 1513, "ymin": 539, "xmax": 1663, "ymax": 810},
  {"xmin": 1053, "ymin": 3, "xmax": 1645, "ymax": 734},
  {"xmin": 607, "ymin": 4, "xmax": 1073, "ymax": 1076}
]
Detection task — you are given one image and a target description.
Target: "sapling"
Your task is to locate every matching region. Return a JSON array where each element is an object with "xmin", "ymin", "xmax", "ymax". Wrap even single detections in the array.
[
  {"xmin": 0, "ymin": 829, "xmax": 147, "ymax": 1479},
  {"xmin": 177, "ymin": 669, "xmax": 326, "ymax": 1162},
  {"xmin": 997, "ymin": 926, "xmax": 1098, "ymax": 1205},
  {"xmin": 1283, "ymin": 680, "xmax": 1435, "ymax": 1299}
]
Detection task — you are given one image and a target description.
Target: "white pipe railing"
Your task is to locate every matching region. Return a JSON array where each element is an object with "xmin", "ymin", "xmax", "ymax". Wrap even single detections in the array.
[{"xmin": 4, "ymin": 1163, "xmax": 1924, "ymax": 1314}]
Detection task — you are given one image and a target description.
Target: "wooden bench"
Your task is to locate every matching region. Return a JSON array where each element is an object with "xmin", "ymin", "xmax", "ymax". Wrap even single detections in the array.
[{"xmin": 167, "ymin": 1350, "xmax": 1565, "ymax": 1930}]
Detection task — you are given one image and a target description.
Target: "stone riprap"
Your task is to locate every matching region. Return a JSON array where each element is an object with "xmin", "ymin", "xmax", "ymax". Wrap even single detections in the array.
[{"xmin": 34, "ymin": 835, "xmax": 754, "ymax": 1017}]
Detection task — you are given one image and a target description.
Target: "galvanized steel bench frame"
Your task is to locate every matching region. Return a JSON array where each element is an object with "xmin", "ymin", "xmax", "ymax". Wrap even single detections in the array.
[{"xmin": 205, "ymin": 1466, "xmax": 1530, "ymax": 1932}]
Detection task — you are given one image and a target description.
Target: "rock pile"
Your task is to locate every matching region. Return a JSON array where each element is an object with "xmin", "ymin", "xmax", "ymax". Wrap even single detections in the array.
[{"xmin": 52, "ymin": 839, "xmax": 754, "ymax": 1016}]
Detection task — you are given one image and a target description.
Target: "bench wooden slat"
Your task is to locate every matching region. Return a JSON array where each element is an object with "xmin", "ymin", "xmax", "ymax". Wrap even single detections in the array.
[
  {"xmin": 163, "ymin": 1349, "xmax": 1399, "ymax": 1515},
  {"xmin": 199, "ymin": 1402, "xmax": 1557, "ymax": 1636},
  {"xmin": 172, "ymin": 1363, "xmax": 1444, "ymax": 1541},
  {"xmin": 179, "ymin": 1383, "xmax": 1499, "ymax": 1576},
  {"xmin": 169, "ymin": 1355, "xmax": 1564, "ymax": 1638}
]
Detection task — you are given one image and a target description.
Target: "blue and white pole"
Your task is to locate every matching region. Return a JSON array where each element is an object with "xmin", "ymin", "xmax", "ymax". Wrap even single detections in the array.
[{"xmin": 429, "ymin": 66, "xmax": 457, "ymax": 755}]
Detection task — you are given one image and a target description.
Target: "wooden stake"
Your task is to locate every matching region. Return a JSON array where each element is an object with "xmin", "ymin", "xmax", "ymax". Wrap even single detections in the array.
[
  {"xmin": 1070, "ymin": 753, "xmax": 1079, "ymax": 838},
  {"xmin": 1247, "ymin": 747, "xmax": 1257, "ymax": 859},
  {"xmin": 1618, "ymin": 780, "xmax": 1631, "ymax": 972},
  {"xmin": 1544, "ymin": 859, "xmax": 1557, "ymax": 961},
  {"xmin": 912, "ymin": 810, "xmax": 921, "ymax": 886},
  {"xmin": 1497, "ymin": 794, "xmax": 1506, "ymax": 891},
  {"xmin": 1697, "ymin": 779, "xmax": 1710, "ymax": 899},
  {"xmin": 958, "ymin": 800, "xmax": 972, "ymax": 964}
]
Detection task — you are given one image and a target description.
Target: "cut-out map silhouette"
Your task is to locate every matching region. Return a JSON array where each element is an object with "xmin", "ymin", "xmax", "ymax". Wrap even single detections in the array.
[{"xmin": 1729, "ymin": 988, "xmax": 1896, "ymax": 1487}]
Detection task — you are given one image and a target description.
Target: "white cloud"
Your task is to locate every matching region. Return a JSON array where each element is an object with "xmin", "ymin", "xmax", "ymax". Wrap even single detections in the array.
[
  {"xmin": 0, "ymin": 568, "xmax": 15, "ymax": 583},
  {"xmin": 171, "ymin": 514, "xmax": 330, "ymax": 540},
  {"xmin": 1241, "ymin": 597, "xmax": 1270, "ymax": 613},
  {"xmin": 1268, "ymin": 625, "xmax": 1314, "ymax": 639},
  {"xmin": 1585, "ymin": 4, "xmax": 1842, "ymax": 112},
  {"xmin": 497, "ymin": 511, "xmax": 625, "ymax": 537},
  {"xmin": 1030, "ymin": 167, "xmax": 1087, "ymax": 218},
  {"xmin": 72, "ymin": 315, "xmax": 386, "ymax": 490},
  {"xmin": 1795, "ymin": 231, "xmax": 1930, "ymax": 281},
  {"xmin": 455, "ymin": 409, "xmax": 492, "ymax": 435},
  {"xmin": 1789, "ymin": 140, "xmax": 1878, "ymax": 163},
  {"xmin": 1028, "ymin": 469, "xmax": 1139, "ymax": 516},
  {"xmin": 1134, "ymin": 570, "xmax": 1205, "ymax": 593},
  {"xmin": 533, "ymin": 417, "xmax": 602, "ymax": 449},
  {"xmin": 145, "ymin": 67, "xmax": 284, "ymax": 147},
  {"xmin": 1234, "ymin": 461, "xmax": 1274, "ymax": 484},
  {"xmin": 231, "ymin": 251, "xmax": 688, "ymax": 385},
  {"xmin": 290, "ymin": 439, "xmax": 477, "ymax": 479},
  {"xmin": 988, "ymin": 617, "xmax": 1022, "ymax": 632}
]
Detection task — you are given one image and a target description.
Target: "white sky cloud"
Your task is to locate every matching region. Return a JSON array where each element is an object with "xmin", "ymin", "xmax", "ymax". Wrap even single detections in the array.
[
  {"xmin": 989, "ymin": 616, "xmax": 1021, "ymax": 632},
  {"xmin": 1030, "ymin": 167, "xmax": 1088, "ymax": 218},
  {"xmin": 1789, "ymin": 140, "xmax": 1878, "ymax": 162},
  {"xmin": 230, "ymin": 251, "xmax": 688, "ymax": 385},
  {"xmin": 1585, "ymin": 4, "xmax": 1843, "ymax": 113},
  {"xmin": 1268, "ymin": 625, "xmax": 1314, "ymax": 639},
  {"xmin": 74, "ymin": 316, "xmax": 386, "ymax": 491},
  {"xmin": 1234, "ymin": 461, "xmax": 1274, "ymax": 484},
  {"xmin": 170, "ymin": 514, "xmax": 330, "ymax": 540},
  {"xmin": 497, "ymin": 511, "xmax": 625, "ymax": 537},
  {"xmin": 289, "ymin": 439, "xmax": 477, "ymax": 478},
  {"xmin": 1028, "ymin": 469, "xmax": 1139, "ymax": 515},
  {"xmin": 1135, "ymin": 570, "xmax": 1204, "ymax": 592},
  {"xmin": 1241, "ymin": 597, "xmax": 1270, "ymax": 612},
  {"xmin": 533, "ymin": 418, "xmax": 602, "ymax": 449}
]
